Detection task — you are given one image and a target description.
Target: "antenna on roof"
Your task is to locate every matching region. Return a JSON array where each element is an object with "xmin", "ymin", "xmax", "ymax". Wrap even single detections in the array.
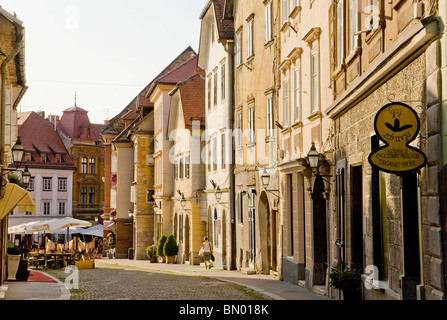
[{"xmin": 74, "ymin": 91, "xmax": 77, "ymax": 107}]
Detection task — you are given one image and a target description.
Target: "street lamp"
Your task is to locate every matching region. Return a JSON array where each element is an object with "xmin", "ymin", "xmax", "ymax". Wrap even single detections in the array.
[
  {"xmin": 307, "ymin": 142, "xmax": 320, "ymax": 170},
  {"xmin": 261, "ymin": 168, "xmax": 270, "ymax": 188},
  {"xmin": 21, "ymin": 167, "xmax": 31, "ymax": 185},
  {"xmin": 11, "ymin": 137, "xmax": 25, "ymax": 163},
  {"xmin": 180, "ymin": 194, "xmax": 187, "ymax": 208},
  {"xmin": 214, "ymin": 186, "xmax": 222, "ymax": 203}
]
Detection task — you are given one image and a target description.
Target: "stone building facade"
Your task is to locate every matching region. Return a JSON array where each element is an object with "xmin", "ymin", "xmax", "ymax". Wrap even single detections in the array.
[{"xmin": 325, "ymin": 0, "xmax": 443, "ymax": 300}]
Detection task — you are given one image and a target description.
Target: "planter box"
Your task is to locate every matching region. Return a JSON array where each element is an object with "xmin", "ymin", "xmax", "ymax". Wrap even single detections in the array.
[
  {"xmin": 166, "ymin": 256, "xmax": 176, "ymax": 264},
  {"xmin": 74, "ymin": 260, "xmax": 95, "ymax": 269},
  {"xmin": 158, "ymin": 256, "xmax": 166, "ymax": 263},
  {"xmin": 7, "ymin": 255, "xmax": 21, "ymax": 280}
]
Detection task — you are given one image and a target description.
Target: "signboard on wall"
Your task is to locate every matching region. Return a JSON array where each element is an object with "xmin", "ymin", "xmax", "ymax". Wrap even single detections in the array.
[{"xmin": 368, "ymin": 102, "xmax": 427, "ymax": 174}]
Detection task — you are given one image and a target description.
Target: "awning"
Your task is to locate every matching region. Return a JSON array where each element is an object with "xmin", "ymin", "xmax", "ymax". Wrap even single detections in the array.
[{"xmin": 0, "ymin": 183, "xmax": 36, "ymax": 220}]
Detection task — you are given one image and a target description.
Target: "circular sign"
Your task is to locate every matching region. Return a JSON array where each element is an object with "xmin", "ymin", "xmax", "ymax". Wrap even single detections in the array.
[{"xmin": 368, "ymin": 102, "xmax": 427, "ymax": 174}]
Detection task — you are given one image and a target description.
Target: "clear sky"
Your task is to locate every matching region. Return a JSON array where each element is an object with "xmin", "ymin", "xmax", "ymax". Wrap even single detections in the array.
[{"xmin": 1, "ymin": 0, "xmax": 205, "ymax": 124}]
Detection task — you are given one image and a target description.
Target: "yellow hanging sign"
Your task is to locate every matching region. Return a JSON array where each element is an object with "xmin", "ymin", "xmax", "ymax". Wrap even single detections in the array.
[{"xmin": 368, "ymin": 102, "xmax": 427, "ymax": 174}]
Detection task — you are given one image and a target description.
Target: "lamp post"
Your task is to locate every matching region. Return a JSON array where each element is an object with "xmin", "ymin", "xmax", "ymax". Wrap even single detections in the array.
[
  {"xmin": 214, "ymin": 186, "xmax": 222, "ymax": 203},
  {"xmin": 180, "ymin": 194, "xmax": 187, "ymax": 208}
]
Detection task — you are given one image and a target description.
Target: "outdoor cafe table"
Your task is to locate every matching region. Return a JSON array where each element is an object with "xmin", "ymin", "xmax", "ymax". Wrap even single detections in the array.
[{"xmin": 30, "ymin": 252, "xmax": 74, "ymax": 269}]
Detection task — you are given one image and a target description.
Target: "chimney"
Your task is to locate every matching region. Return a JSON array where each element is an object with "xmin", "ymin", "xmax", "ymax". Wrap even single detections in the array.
[{"xmin": 37, "ymin": 111, "xmax": 45, "ymax": 118}]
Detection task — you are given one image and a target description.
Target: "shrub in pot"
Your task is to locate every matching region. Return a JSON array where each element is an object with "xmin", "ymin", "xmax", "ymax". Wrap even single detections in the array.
[
  {"xmin": 128, "ymin": 247, "xmax": 134, "ymax": 260},
  {"xmin": 157, "ymin": 234, "xmax": 167, "ymax": 263},
  {"xmin": 6, "ymin": 247, "xmax": 21, "ymax": 280},
  {"xmin": 329, "ymin": 260, "xmax": 362, "ymax": 300},
  {"xmin": 163, "ymin": 234, "xmax": 178, "ymax": 264},
  {"xmin": 146, "ymin": 245, "xmax": 157, "ymax": 263}
]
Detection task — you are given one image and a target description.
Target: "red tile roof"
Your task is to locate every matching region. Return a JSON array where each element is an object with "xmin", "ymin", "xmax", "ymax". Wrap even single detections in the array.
[
  {"xmin": 17, "ymin": 112, "xmax": 75, "ymax": 169},
  {"xmin": 57, "ymin": 104, "xmax": 100, "ymax": 140},
  {"xmin": 177, "ymin": 73, "xmax": 205, "ymax": 128},
  {"xmin": 154, "ymin": 55, "xmax": 199, "ymax": 85},
  {"xmin": 213, "ymin": 0, "xmax": 234, "ymax": 40}
]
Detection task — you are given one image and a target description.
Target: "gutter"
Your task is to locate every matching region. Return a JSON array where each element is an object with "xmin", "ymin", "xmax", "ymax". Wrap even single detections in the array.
[{"xmin": 1, "ymin": 27, "xmax": 25, "ymax": 167}]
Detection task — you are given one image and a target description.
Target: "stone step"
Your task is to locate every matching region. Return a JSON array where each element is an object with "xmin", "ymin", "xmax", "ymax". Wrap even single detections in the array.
[
  {"xmin": 313, "ymin": 285, "xmax": 327, "ymax": 296},
  {"xmin": 241, "ymin": 267, "xmax": 256, "ymax": 275}
]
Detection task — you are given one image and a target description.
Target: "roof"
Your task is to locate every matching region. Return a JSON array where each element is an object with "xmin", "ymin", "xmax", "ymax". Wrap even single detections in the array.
[
  {"xmin": 176, "ymin": 73, "xmax": 205, "ymax": 128},
  {"xmin": 199, "ymin": 0, "xmax": 234, "ymax": 40},
  {"xmin": 213, "ymin": 0, "xmax": 234, "ymax": 39},
  {"xmin": 101, "ymin": 46, "xmax": 196, "ymax": 137},
  {"xmin": 17, "ymin": 112, "xmax": 75, "ymax": 170},
  {"xmin": 57, "ymin": 104, "xmax": 101, "ymax": 140},
  {"xmin": 154, "ymin": 55, "xmax": 199, "ymax": 85}
]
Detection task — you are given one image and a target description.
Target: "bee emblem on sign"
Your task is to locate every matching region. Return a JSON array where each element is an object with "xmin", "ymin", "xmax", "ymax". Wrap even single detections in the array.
[{"xmin": 368, "ymin": 102, "xmax": 427, "ymax": 174}]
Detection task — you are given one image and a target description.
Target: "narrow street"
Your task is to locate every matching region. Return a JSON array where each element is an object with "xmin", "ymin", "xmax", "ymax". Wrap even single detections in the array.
[{"xmin": 44, "ymin": 263, "xmax": 271, "ymax": 300}]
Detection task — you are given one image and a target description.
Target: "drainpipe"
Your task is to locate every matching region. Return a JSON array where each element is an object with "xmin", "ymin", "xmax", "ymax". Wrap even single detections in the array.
[
  {"xmin": 0, "ymin": 27, "xmax": 24, "ymax": 196},
  {"xmin": 441, "ymin": 0, "xmax": 447, "ymax": 166},
  {"xmin": 224, "ymin": 40, "xmax": 236, "ymax": 270}
]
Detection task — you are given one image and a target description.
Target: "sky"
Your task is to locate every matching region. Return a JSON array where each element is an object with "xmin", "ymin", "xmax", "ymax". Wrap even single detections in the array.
[{"xmin": 0, "ymin": 0, "xmax": 205, "ymax": 124}]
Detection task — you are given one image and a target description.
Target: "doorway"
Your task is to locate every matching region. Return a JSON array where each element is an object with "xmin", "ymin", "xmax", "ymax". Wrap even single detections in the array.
[
  {"xmin": 351, "ymin": 166, "xmax": 364, "ymax": 270},
  {"xmin": 312, "ymin": 175, "xmax": 328, "ymax": 285}
]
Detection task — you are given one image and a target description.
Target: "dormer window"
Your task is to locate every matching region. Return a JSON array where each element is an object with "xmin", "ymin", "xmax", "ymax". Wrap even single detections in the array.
[
  {"xmin": 55, "ymin": 153, "xmax": 64, "ymax": 163},
  {"xmin": 41, "ymin": 153, "xmax": 50, "ymax": 162}
]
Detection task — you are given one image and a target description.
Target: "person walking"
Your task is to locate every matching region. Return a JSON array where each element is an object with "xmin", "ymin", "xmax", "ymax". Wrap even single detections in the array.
[{"xmin": 202, "ymin": 236, "xmax": 213, "ymax": 269}]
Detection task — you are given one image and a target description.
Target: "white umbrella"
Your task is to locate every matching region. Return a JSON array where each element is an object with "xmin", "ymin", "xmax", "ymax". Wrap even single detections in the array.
[
  {"xmin": 32, "ymin": 217, "xmax": 92, "ymax": 233},
  {"xmin": 8, "ymin": 220, "xmax": 43, "ymax": 234},
  {"xmin": 79, "ymin": 224, "xmax": 103, "ymax": 237}
]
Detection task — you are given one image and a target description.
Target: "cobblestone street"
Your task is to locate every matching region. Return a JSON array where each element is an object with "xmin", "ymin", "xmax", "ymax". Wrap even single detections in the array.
[{"xmin": 45, "ymin": 263, "xmax": 271, "ymax": 300}]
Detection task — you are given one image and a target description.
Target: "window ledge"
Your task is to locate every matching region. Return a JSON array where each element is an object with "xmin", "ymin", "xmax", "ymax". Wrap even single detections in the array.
[
  {"xmin": 289, "ymin": 6, "xmax": 301, "ymax": 19},
  {"xmin": 264, "ymin": 39, "xmax": 274, "ymax": 48},
  {"xmin": 307, "ymin": 111, "xmax": 322, "ymax": 121},
  {"xmin": 345, "ymin": 47, "xmax": 361, "ymax": 65},
  {"xmin": 291, "ymin": 121, "xmax": 303, "ymax": 129},
  {"xmin": 247, "ymin": 142, "xmax": 256, "ymax": 148},
  {"xmin": 280, "ymin": 21, "xmax": 290, "ymax": 33}
]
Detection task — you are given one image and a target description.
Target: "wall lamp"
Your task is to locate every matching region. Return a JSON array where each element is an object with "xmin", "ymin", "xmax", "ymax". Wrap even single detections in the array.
[
  {"xmin": 306, "ymin": 142, "xmax": 332, "ymax": 185},
  {"xmin": 261, "ymin": 168, "xmax": 280, "ymax": 198},
  {"xmin": 1, "ymin": 137, "xmax": 31, "ymax": 187}
]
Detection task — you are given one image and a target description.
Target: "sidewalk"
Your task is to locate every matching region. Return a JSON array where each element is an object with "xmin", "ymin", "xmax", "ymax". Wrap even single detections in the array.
[
  {"xmin": 96, "ymin": 258, "xmax": 331, "ymax": 300},
  {"xmin": 1, "ymin": 271, "xmax": 70, "ymax": 300}
]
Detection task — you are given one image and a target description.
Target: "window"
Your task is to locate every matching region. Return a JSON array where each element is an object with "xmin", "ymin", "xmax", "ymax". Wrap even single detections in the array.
[
  {"xmin": 247, "ymin": 19, "xmax": 253, "ymax": 57},
  {"xmin": 43, "ymin": 202, "xmax": 51, "ymax": 215},
  {"xmin": 55, "ymin": 153, "xmax": 64, "ymax": 163},
  {"xmin": 311, "ymin": 51, "xmax": 320, "ymax": 113},
  {"xmin": 89, "ymin": 157, "xmax": 95, "ymax": 174},
  {"xmin": 282, "ymin": 0, "xmax": 289, "ymax": 25},
  {"xmin": 349, "ymin": 0, "xmax": 358, "ymax": 53},
  {"xmin": 248, "ymin": 106, "xmax": 255, "ymax": 143},
  {"xmin": 179, "ymin": 156, "xmax": 184, "ymax": 179},
  {"xmin": 265, "ymin": 2, "xmax": 272, "ymax": 42},
  {"xmin": 221, "ymin": 64, "xmax": 226, "ymax": 101},
  {"xmin": 208, "ymin": 141, "xmax": 212, "ymax": 171},
  {"xmin": 211, "ymin": 22, "xmax": 215, "ymax": 43},
  {"xmin": 221, "ymin": 133, "xmax": 226, "ymax": 169},
  {"xmin": 282, "ymin": 78, "xmax": 289, "ymax": 127},
  {"xmin": 28, "ymin": 177, "xmax": 34, "ymax": 191},
  {"xmin": 81, "ymin": 157, "xmax": 88, "ymax": 173},
  {"xmin": 336, "ymin": 0, "xmax": 344, "ymax": 67},
  {"xmin": 207, "ymin": 77, "xmax": 212, "ymax": 111},
  {"xmin": 237, "ymin": 111, "xmax": 243, "ymax": 147},
  {"xmin": 294, "ymin": 68, "xmax": 301, "ymax": 122},
  {"xmin": 213, "ymin": 72, "xmax": 218, "ymax": 106},
  {"xmin": 58, "ymin": 178, "xmax": 67, "ymax": 192},
  {"xmin": 238, "ymin": 192, "xmax": 244, "ymax": 223},
  {"xmin": 213, "ymin": 209, "xmax": 219, "ymax": 248},
  {"xmin": 58, "ymin": 202, "xmax": 66, "ymax": 215},
  {"xmin": 185, "ymin": 154, "xmax": 190, "ymax": 178},
  {"xmin": 42, "ymin": 153, "xmax": 50, "ymax": 162},
  {"xmin": 212, "ymin": 136, "xmax": 217, "ymax": 171},
  {"xmin": 88, "ymin": 188, "xmax": 95, "ymax": 204},
  {"xmin": 236, "ymin": 32, "xmax": 242, "ymax": 66},
  {"xmin": 80, "ymin": 187, "xmax": 87, "ymax": 204},
  {"xmin": 43, "ymin": 178, "xmax": 52, "ymax": 191},
  {"xmin": 267, "ymin": 97, "xmax": 273, "ymax": 137},
  {"xmin": 146, "ymin": 189, "xmax": 154, "ymax": 203},
  {"xmin": 174, "ymin": 158, "xmax": 178, "ymax": 180}
]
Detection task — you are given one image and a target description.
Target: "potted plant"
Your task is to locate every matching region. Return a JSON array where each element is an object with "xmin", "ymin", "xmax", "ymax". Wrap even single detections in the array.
[
  {"xmin": 163, "ymin": 234, "xmax": 178, "ymax": 264},
  {"xmin": 157, "ymin": 234, "xmax": 167, "ymax": 263},
  {"xmin": 6, "ymin": 247, "xmax": 21, "ymax": 280},
  {"xmin": 328, "ymin": 260, "xmax": 362, "ymax": 300},
  {"xmin": 128, "ymin": 247, "xmax": 134, "ymax": 260},
  {"xmin": 146, "ymin": 245, "xmax": 157, "ymax": 263}
]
